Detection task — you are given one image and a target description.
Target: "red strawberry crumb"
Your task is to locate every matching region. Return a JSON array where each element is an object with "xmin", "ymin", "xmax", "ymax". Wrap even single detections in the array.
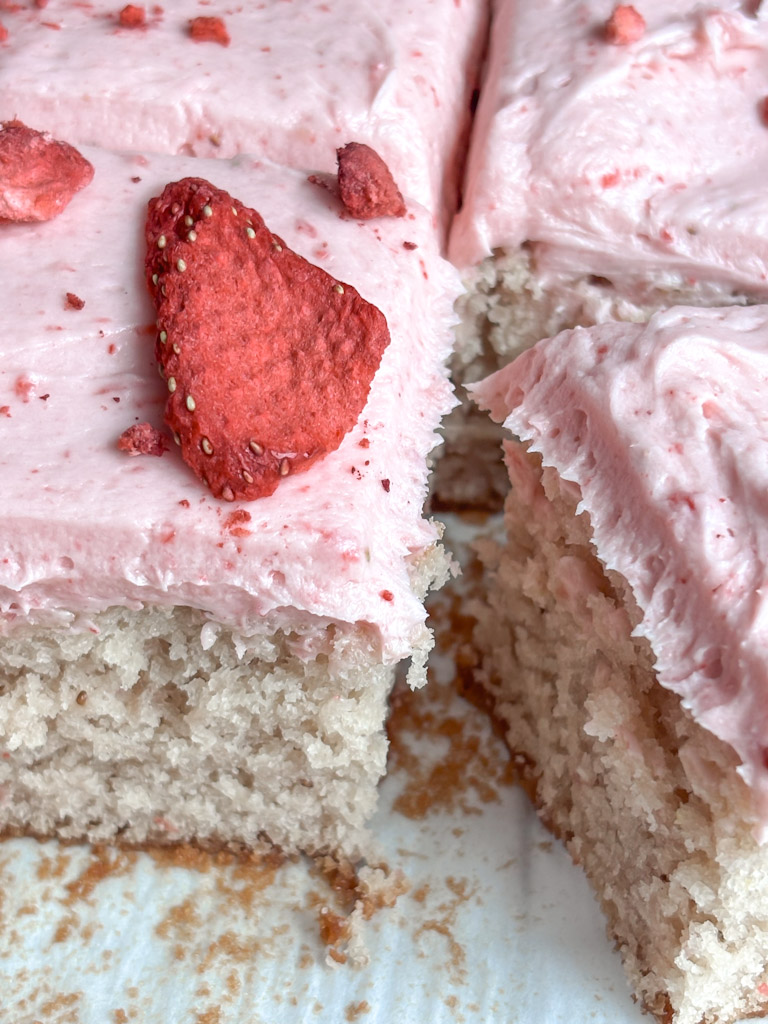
[
  {"xmin": 188, "ymin": 15, "xmax": 229, "ymax": 45},
  {"xmin": 145, "ymin": 177, "xmax": 390, "ymax": 501},
  {"xmin": 118, "ymin": 4, "xmax": 146, "ymax": 27},
  {"xmin": 358, "ymin": 438, "xmax": 370, "ymax": 448},
  {"xmin": 337, "ymin": 143, "xmax": 406, "ymax": 220},
  {"xmin": 381, "ymin": 478, "xmax": 390, "ymax": 492},
  {"xmin": 759, "ymin": 97, "xmax": 768, "ymax": 127},
  {"xmin": 178, "ymin": 499, "xmax": 190, "ymax": 508},
  {"xmin": 34, "ymin": 0, "xmax": 48, "ymax": 6},
  {"xmin": 65, "ymin": 292, "xmax": 85, "ymax": 310},
  {"xmin": 380, "ymin": 590, "xmax": 394, "ymax": 602},
  {"xmin": 402, "ymin": 241, "xmax": 417, "ymax": 250},
  {"xmin": 0, "ymin": 406, "xmax": 10, "ymax": 417},
  {"xmin": 117, "ymin": 422, "xmax": 169, "ymax": 457},
  {"xmin": 0, "ymin": 121, "xmax": 94, "ymax": 222},
  {"xmin": 604, "ymin": 5, "xmax": 645, "ymax": 44},
  {"xmin": 0, "ymin": 22, "xmax": 7, "ymax": 42}
]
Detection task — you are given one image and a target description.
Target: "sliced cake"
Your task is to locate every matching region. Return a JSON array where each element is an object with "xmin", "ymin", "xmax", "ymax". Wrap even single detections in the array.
[
  {"xmin": 471, "ymin": 304, "xmax": 768, "ymax": 1024},
  {"xmin": 442, "ymin": 0, "xmax": 768, "ymax": 505},
  {"xmin": 0, "ymin": 0, "xmax": 488, "ymax": 232},
  {"xmin": 0, "ymin": 140, "xmax": 459, "ymax": 862}
]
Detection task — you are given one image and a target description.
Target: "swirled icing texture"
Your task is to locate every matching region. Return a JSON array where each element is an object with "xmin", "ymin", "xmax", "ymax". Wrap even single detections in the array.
[
  {"xmin": 473, "ymin": 304, "xmax": 768, "ymax": 839},
  {"xmin": 0, "ymin": 0, "xmax": 487, "ymax": 232},
  {"xmin": 0, "ymin": 148, "xmax": 459, "ymax": 664},
  {"xmin": 451, "ymin": 0, "xmax": 768, "ymax": 298}
]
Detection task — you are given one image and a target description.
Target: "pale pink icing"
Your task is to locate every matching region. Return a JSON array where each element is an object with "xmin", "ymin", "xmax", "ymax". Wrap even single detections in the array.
[
  {"xmin": 450, "ymin": 0, "xmax": 768, "ymax": 297},
  {"xmin": 0, "ymin": 0, "xmax": 487, "ymax": 233},
  {"xmin": 473, "ymin": 305, "xmax": 768, "ymax": 838},
  {"xmin": 0, "ymin": 147, "xmax": 459, "ymax": 664}
]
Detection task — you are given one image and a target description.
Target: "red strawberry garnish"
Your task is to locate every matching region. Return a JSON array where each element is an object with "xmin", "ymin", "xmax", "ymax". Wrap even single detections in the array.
[
  {"xmin": 117, "ymin": 422, "xmax": 168, "ymax": 457},
  {"xmin": 145, "ymin": 178, "xmax": 391, "ymax": 502},
  {"xmin": 118, "ymin": 4, "xmax": 146, "ymax": 27},
  {"xmin": 336, "ymin": 143, "xmax": 406, "ymax": 220},
  {"xmin": 0, "ymin": 121, "xmax": 94, "ymax": 222},
  {"xmin": 188, "ymin": 15, "xmax": 229, "ymax": 45},
  {"xmin": 604, "ymin": 5, "xmax": 645, "ymax": 45}
]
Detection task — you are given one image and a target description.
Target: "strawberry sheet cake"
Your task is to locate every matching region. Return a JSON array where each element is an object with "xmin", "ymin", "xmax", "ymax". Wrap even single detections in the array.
[
  {"xmin": 0, "ymin": 0, "xmax": 488, "ymax": 235},
  {"xmin": 471, "ymin": 305, "xmax": 768, "ymax": 1024},
  {"xmin": 0, "ymin": 135, "xmax": 459, "ymax": 861}
]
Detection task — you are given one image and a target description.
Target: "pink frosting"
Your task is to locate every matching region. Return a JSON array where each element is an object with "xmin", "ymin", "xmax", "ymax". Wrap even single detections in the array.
[
  {"xmin": 450, "ymin": 0, "xmax": 768, "ymax": 297},
  {"xmin": 0, "ymin": 147, "xmax": 459, "ymax": 663},
  {"xmin": 473, "ymin": 305, "xmax": 768, "ymax": 838},
  {"xmin": 0, "ymin": 0, "xmax": 488, "ymax": 233}
]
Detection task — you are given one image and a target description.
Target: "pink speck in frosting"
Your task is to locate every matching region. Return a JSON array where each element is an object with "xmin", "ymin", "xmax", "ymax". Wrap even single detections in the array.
[
  {"xmin": 14, "ymin": 375, "xmax": 34, "ymax": 402},
  {"xmin": 380, "ymin": 590, "xmax": 394, "ymax": 602},
  {"xmin": 65, "ymin": 292, "xmax": 85, "ymax": 310},
  {"xmin": 223, "ymin": 509, "xmax": 252, "ymax": 538},
  {"xmin": 381, "ymin": 478, "xmax": 391, "ymax": 492}
]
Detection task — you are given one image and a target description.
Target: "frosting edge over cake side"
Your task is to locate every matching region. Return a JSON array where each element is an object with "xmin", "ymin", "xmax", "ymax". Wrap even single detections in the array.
[{"xmin": 472, "ymin": 304, "xmax": 768, "ymax": 837}]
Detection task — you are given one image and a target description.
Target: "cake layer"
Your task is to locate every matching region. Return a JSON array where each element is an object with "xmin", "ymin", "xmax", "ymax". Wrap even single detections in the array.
[
  {"xmin": 470, "ymin": 447, "xmax": 768, "ymax": 1024},
  {"xmin": 0, "ymin": 146, "xmax": 458, "ymax": 674},
  {"xmin": 473, "ymin": 304, "xmax": 768, "ymax": 837},
  {"xmin": 0, "ymin": 0, "xmax": 488, "ymax": 230},
  {"xmin": 451, "ymin": 0, "xmax": 768, "ymax": 295}
]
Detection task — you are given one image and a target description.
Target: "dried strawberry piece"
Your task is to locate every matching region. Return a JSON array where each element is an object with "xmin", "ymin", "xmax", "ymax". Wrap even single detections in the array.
[
  {"xmin": 188, "ymin": 15, "xmax": 229, "ymax": 45},
  {"xmin": 604, "ymin": 5, "xmax": 645, "ymax": 44},
  {"xmin": 0, "ymin": 21, "xmax": 7, "ymax": 42},
  {"xmin": 65, "ymin": 291, "xmax": 85, "ymax": 310},
  {"xmin": 0, "ymin": 121, "xmax": 94, "ymax": 222},
  {"xmin": 118, "ymin": 4, "xmax": 145, "ymax": 27},
  {"xmin": 145, "ymin": 178, "xmax": 390, "ymax": 501},
  {"xmin": 117, "ymin": 422, "xmax": 168, "ymax": 457},
  {"xmin": 336, "ymin": 143, "xmax": 406, "ymax": 220}
]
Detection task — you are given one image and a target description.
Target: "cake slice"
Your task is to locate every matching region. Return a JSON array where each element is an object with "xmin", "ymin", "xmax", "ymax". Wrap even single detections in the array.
[
  {"xmin": 0, "ymin": 0, "xmax": 488, "ymax": 232},
  {"xmin": 441, "ymin": 1, "xmax": 768, "ymax": 505},
  {"xmin": 470, "ymin": 305, "xmax": 768, "ymax": 1024},
  {"xmin": 0, "ymin": 143, "xmax": 459, "ymax": 863},
  {"xmin": 451, "ymin": 0, "xmax": 768, "ymax": 369}
]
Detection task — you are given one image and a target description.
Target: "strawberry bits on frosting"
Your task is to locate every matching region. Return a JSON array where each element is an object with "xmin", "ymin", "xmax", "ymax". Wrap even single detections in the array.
[{"xmin": 0, "ymin": 120, "xmax": 93, "ymax": 222}]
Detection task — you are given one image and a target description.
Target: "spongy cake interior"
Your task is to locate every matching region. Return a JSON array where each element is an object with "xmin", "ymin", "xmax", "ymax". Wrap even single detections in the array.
[{"xmin": 471, "ymin": 442, "xmax": 768, "ymax": 1024}]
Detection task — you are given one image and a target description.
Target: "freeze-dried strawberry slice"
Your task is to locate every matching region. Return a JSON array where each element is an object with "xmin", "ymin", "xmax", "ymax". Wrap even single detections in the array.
[
  {"xmin": 337, "ymin": 143, "xmax": 406, "ymax": 220},
  {"xmin": 145, "ymin": 178, "xmax": 390, "ymax": 501},
  {"xmin": 0, "ymin": 121, "xmax": 94, "ymax": 222}
]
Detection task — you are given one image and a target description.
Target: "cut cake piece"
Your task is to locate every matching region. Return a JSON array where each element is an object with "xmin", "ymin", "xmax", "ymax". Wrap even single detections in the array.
[
  {"xmin": 470, "ymin": 305, "xmax": 768, "ymax": 1024},
  {"xmin": 0, "ymin": 0, "xmax": 488, "ymax": 233},
  {"xmin": 0, "ymin": 145, "xmax": 459, "ymax": 862},
  {"xmin": 442, "ymin": 1, "xmax": 768, "ymax": 505}
]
